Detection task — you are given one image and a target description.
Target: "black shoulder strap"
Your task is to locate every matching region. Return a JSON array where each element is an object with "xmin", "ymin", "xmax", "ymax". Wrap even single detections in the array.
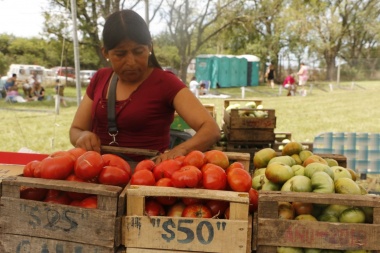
[{"xmin": 107, "ymin": 73, "xmax": 119, "ymax": 144}]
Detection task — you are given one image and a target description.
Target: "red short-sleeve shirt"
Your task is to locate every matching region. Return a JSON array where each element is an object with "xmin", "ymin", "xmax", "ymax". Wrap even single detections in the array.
[{"xmin": 86, "ymin": 68, "xmax": 186, "ymax": 154}]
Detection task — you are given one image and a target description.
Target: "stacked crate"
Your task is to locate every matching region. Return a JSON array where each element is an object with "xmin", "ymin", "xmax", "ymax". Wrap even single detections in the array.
[{"xmin": 222, "ymin": 99, "xmax": 276, "ymax": 157}]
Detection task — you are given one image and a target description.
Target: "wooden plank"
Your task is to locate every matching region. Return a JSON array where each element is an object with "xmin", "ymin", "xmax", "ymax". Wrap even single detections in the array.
[
  {"xmin": 123, "ymin": 216, "xmax": 248, "ymax": 253},
  {"xmin": 0, "ymin": 234, "xmax": 125, "ymax": 253},
  {"xmin": 126, "ymin": 186, "xmax": 249, "ymax": 204},
  {"xmin": 224, "ymin": 99, "xmax": 263, "ymax": 109},
  {"xmin": 0, "ymin": 164, "xmax": 24, "ymax": 196},
  {"xmin": 257, "ymin": 219, "xmax": 380, "ymax": 250},
  {"xmin": 223, "ymin": 125, "xmax": 275, "ymax": 142},
  {"xmin": 101, "ymin": 146, "xmax": 160, "ymax": 157}
]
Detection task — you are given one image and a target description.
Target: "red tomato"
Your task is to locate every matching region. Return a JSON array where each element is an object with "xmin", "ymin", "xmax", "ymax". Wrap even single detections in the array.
[
  {"xmin": 75, "ymin": 151, "xmax": 104, "ymax": 180},
  {"xmin": 182, "ymin": 197, "xmax": 204, "ymax": 206},
  {"xmin": 226, "ymin": 162, "xmax": 245, "ymax": 174},
  {"xmin": 20, "ymin": 187, "xmax": 48, "ymax": 201},
  {"xmin": 44, "ymin": 190, "xmax": 71, "ymax": 205},
  {"xmin": 206, "ymin": 199, "xmax": 229, "ymax": 218},
  {"xmin": 182, "ymin": 203, "xmax": 212, "ymax": 218},
  {"xmin": 155, "ymin": 178, "xmax": 177, "ymax": 205},
  {"xmin": 23, "ymin": 160, "xmax": 41, "ymax": 178},
  {"xmin": 248, "ymin": 188, "xmax": 259, "ymax": 213},
  {"xmin": 200, "ymin": 163, "xmax": 215, "ymax": 174},
  {"xmin": 224, "ymin": 206, "xmax": 230, "ymax": 219},
  {"xmin": 33, "ymin": 162, "xmax": 42, "ymax": 178},
  {"xmin": 202, "ymin": 164, "xmax": 227, "ymax": 190},
  {"xmin": 70, "ymin": 200, "xmax": 82, "ymax": 207},
  {"xmin": 161, "ymin": 159, "xmax": 182, "ymax": 179},
  {"xmin": 145, "ymin": 199, "xmax": 165, "ymax": 216},
  {"xmin": 183, "ymin": 150, "xmax": 206, "ymax": 169},
  {"xmin": 155, "ymin": 177, "xmax": 174, "ymax": 187},
  {"xmin": 134, "ymin": 159, "xmax": 155, "ymax": 172},
  {"xmin": 79, "ymin": 196, "xmax": 97, "ymax": 209},
  {"xmin": 101, "ymin": 154, "xmax": 131, "ymax": 176},
  {"xmin": 174, "ymin": 155, "xmax": 185, "ymax": 165},
  {"xmin": 65, "ymin": 174, "xmax": 90, "ymax": 200},
  {"xmin": 171, "ymin": 165, "xmax": 202, "ymax": 188},
  {"xmin": 67, "ymin": 147, "xmax": 87, "ymax": 160},
  {"xmin": 98, "ymin": 165, "xmax": 130, "ymax": 187},
  {"xmin": 130, "ymin": 169, "xmax": 156, "ymax": 186},
  {"xmin": 40, "ymin": 154, "xmax": 75, "ymax": 180},
  {"xmin": 50, "ymin": 150, "xmax": 75, "ymax": 160},
  {"xmin": 167, "ymin": 202, "xmax": 186, "ymax": 217},
  {"xmin": 227, "ymin": 167, "xmax": 252, "ymax": 192},
  {"xmin": 204, "ymin": 150, "xmax": 230, "ymax": 170}
]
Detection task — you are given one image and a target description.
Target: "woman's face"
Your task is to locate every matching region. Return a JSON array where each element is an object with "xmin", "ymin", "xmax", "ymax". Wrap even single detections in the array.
[{"xmin": 105, "ymin": 39, "xmax": 151, "ymax": 84}]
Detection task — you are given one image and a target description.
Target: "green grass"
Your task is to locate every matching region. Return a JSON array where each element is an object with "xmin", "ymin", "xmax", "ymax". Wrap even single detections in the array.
[{"xmin": 0, "ymin": 81, "xmax": 379, "ymax": 154}]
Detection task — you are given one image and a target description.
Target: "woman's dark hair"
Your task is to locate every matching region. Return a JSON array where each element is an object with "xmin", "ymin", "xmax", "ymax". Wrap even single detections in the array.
[{"xmin": 102, "ymin": 9, "xmax": 161, "ymax": 69}]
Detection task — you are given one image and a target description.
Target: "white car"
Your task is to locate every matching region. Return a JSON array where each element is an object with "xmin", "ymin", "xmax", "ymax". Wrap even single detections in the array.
[{"xmin": 80, "ymin": 70, "xmax": 97, "ymax": 86}]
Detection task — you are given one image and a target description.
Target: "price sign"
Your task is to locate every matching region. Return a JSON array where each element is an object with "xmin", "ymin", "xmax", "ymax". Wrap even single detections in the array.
[{"xmin": 125, "ymin": 216, "xmax": 248, "ymax": 253}]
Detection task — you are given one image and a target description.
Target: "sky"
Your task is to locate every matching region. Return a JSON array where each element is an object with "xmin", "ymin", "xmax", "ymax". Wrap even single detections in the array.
[{"xmin": 0, "ymin": 0, "xmax": 48, "ymax": 38}]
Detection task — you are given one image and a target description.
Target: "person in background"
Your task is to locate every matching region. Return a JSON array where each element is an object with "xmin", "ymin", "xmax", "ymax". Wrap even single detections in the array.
[
  {"xmin": 4, "ymin": 73, "xmax": 18, "ymax": 92},
  {"xmin": 23, "ymin": 72, "xmax": 36, "ymax": 98},
  {"xmin": 69, "ymin": 9, "xmax": 220, "ymax": 163},
  {"xmin": 55, "ymin": 79, "xmax": 67, "ymax": 106},
  {"xmin": 30, "ymin": 82, "xmax": 45, "ymax": 101},
  {"xmin": 297, "ymin": 62, "xmax": 309, "ymax": 96},
  {"xmin": 189, "ymin": 76, "xmax": 200, "ymax": 96},
  {"xmin": 283, "ymin": 73, "xmax": 296, "ymax": 96},
  {"xmin": 265, "ymin": 64, "xmax": 275, "ymax": 89}
]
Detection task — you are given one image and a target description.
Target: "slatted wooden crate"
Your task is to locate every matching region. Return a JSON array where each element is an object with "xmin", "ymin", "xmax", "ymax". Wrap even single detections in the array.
[
  {"xmin": 223, "ymin": 109, "xmax": 276, "ymax": 130},
  {"xmin": 122, "ymin": 186, "xmax": 251, "ymax": 253},
  {"xmin": 256, "ymin": 191, "xmax": 380, "ymax": 252},
  {"xmin": 222, "ymin": 124, "xmax": 275, "ymax": 142},
  {"xmin": 223, "ymin": 99, "xmax": 263, "ymax": 109},
  {"xmin": 0, "ymin": 176, "xmax": 126, "ymax": 253}
]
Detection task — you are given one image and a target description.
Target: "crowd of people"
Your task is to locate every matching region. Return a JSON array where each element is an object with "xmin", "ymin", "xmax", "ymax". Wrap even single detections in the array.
[
  {"xmin": 3, "ymin": 71, "xmax": 47, "ymax": 103},
  {"xmin": 266, "ymin": 62, "xmax": 309, "ymax": 96}
]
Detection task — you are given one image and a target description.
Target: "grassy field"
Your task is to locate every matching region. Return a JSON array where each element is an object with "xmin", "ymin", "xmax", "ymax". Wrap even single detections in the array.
[{"xmin": 0, "ymin": 81, "xmax": 379, "ymax": 155}]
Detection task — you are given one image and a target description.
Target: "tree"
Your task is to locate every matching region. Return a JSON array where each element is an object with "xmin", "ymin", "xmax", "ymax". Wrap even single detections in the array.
[
  {"xmin": 43, "ymin": 0, "xmax": 164, "ymax": 69},
  {"xmin": 161, "ymin": 0, "xmax": 246, "ymax": 82}
]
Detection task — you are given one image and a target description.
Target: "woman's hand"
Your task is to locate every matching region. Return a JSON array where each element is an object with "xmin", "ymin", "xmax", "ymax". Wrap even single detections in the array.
[
  {"xmin": 74, "ymin": 131, "xmax": 102, "ymax": 153},
  {"xmin": 155, "ymin": 146, "xmax": 188, "ymax": 164}
]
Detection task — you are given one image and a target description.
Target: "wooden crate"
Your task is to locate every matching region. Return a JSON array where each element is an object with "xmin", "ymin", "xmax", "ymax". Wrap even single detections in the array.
[
  {"xmin": 224, "ymin": 99, "xmax": 263, "ymax": 109},
  {"xmin": 224, "ymin": 109, "xmax": 276, "ymax": 130},
  {"xmin": 203, "ymin": 103, "xmax": 216, "ymax": 119},
  {"xmin": 0, "ymin": 176, "xmax": 126, "ymax": 253},
  {"xmin": 274, "ymin": 132, "xmax": 292, "ymax": 142},
  {"xmin": 256, "ymin": 191, "xmax": 380, "ymax": 252},
  {"xmin": 223, "ymin": 124, "xmax": 275, "ymax": 142},
  {"xmin": 0, "ymin": 164, "xmax": 24, "ymax": 197},
  {"xmin": 122, "ymin": 186, "xmax": 251, "ymax": 253}
]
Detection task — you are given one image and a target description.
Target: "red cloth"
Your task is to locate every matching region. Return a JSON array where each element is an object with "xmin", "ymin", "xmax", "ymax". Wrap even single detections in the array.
[
  {"xmin": 86, "ymin": 68, "xmax": 186, "ymax": 154},
  {"xmin": 283, "ymin": 75, "xmax": 295, "ymax": 87}
]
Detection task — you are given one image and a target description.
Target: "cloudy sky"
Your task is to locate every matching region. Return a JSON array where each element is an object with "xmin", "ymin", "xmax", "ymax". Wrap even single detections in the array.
[{"xmin": 0, "ymin": 0, "xmax": 48, "ymax": 37}]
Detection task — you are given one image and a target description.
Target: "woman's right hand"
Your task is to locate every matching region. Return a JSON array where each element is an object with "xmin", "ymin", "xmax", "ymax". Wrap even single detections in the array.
[{"xmin": 74, "ymin": 131, "xmax": 101, "ymax": 153}]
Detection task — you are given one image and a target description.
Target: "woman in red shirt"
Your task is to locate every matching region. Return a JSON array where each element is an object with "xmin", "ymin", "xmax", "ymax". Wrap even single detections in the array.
[{"xmin": 69, "ymin": 10, "xmax": 220, "ymax": 163}]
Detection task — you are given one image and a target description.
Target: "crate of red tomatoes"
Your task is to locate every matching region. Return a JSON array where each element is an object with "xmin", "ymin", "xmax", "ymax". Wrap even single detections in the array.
[
  {"xmin": 122, "ymin": 150, "xmax": 258, "ymax": 253},
  {"xmin": 0, "ymin": 148, "xmax": 132, "ymax": 253}
]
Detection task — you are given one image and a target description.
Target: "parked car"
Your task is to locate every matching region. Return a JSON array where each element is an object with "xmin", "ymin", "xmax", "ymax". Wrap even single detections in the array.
[
  {"xmin": 79, "ymin": 70, "xmax": 97, "ymax": 86},
  {"xmin": 50, "ymin": 66, "xmax": 76, "ymax": 86}
]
